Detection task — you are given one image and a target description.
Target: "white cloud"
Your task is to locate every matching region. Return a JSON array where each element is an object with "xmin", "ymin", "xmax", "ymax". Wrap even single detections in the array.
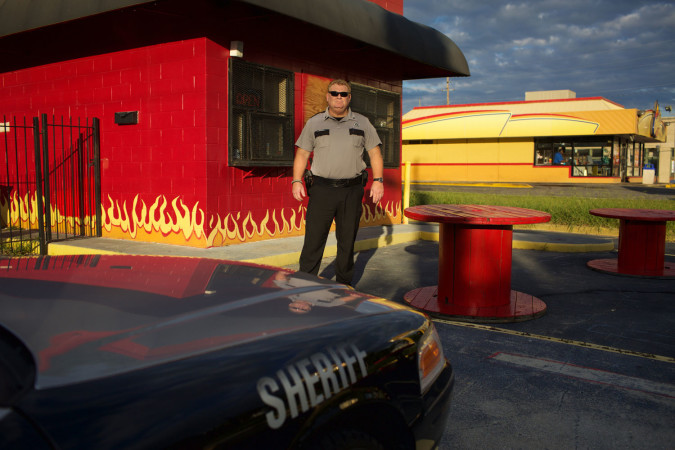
[{"xmin": 402, "ymin": 0, "xmax": 675, "ymax": 115}]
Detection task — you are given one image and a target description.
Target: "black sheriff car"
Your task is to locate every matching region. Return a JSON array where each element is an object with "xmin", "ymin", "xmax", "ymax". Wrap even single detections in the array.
[{"xmin": 0, "ymin": 255, "xmax": 453, "ymax": 449}]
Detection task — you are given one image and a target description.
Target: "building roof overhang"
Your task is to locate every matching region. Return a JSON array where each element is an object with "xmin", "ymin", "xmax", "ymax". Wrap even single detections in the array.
[
  {"xmin": 0, "ymin": 0, "xmax": 469, "ymax": 80},
  {"xmin": 236, "ymin": 0, "xmax": 469, "ymax": 78},
  {"xmin": 403, "ymin": 106, "xmax": 666, "ymax": 143}
]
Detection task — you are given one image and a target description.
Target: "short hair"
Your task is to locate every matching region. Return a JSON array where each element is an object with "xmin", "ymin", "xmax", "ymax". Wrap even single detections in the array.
[{"xmin": 327, "ymin": 79, "xmax": 351, "ymax": 94}]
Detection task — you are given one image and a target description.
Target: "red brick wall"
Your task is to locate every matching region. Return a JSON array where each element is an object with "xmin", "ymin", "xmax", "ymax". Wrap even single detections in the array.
[
  {"xmin": 368, "ymin": 0, "xmax": 404, "ymax": 14},
  {"xmin": 0, "ymin": 39, "xmax": 215, "ymax": 245},
  {"xmin": 1, "ymin": 35, "xmax": 402, "ymax": 248},
  {"xmin": 0, "ymin": 39, "xmax": 208, "ymax": 203}
]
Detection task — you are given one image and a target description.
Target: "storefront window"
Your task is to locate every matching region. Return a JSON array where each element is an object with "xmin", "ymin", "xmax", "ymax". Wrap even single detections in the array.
[
  {"xmin": 534, "ymin": 138, "xmax": 614, "ymax": 177},
  {"xmin": 229, "ymin": 59, "xmax": 294, "ymax": 166},
  {"xmin": 624, "ymin": 141, "xmax": 644, "ymax": 178},
  {"xmin": 350, "ymin": 84, "xmax": 400, "ymax": 168},
  {"xmin": 534, "ymin": 141, "xmax": 571, "ymax": 166}
]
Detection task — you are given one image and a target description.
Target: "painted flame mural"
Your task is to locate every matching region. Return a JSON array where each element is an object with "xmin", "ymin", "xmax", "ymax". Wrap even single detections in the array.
[
  {"xmin": 102, "ymin": 194, "xmax": 399, "ymax": 247},
  {"xmin": 2, "ymin": 190, "xmax": 400, "ymax": 248},
  {"xmin": 1, "ymin": 190, "xmax": 97, "ymax": 236}
]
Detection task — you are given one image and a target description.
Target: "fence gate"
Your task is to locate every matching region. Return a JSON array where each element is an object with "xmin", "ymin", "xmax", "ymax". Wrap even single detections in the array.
[{"xmin": 1, "ymin": 114, "xmax": 101, "ymax": 256}]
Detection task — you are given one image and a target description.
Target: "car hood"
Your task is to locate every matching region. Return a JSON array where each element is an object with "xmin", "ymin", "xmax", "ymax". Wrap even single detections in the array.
[{"xmin": 0, "ymin": 255, "xmax": 412, "ymax": 388}]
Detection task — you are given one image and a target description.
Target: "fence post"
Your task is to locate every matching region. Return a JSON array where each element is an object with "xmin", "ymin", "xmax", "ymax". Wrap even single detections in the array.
[
  {"xmin": 40, "ymin": 114, "xmax": 52, "ymax": 242},
  {"xmin": 77, "ymin": 133, "xmax": 86, "ymax": 236},
  {"xmin": 33, "ymin": 117, "xmax": 47, "ymax": 255},
  {"xmin": 93, "ymin": 117, "xmax": 102, "ymax": 237}
]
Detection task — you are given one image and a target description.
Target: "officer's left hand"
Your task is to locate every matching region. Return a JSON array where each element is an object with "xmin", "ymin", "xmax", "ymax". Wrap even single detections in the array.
[
  {"xmin": 370, "ymin": 181, "xmax": 384, "ymax": 204},
  {"xmin": 292, "ymin": 182, "xmax": 306, "ymax": 202}
]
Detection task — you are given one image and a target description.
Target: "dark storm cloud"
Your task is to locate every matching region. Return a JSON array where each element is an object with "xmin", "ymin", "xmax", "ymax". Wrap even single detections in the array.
[{"xmin": 403, "ymin": 0, "xmax": 675, "ymax": 115}]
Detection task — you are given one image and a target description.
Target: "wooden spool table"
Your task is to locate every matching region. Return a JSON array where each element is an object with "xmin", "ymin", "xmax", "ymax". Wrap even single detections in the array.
[
  {"xmin": 587, "ymin": 208, "xmax": 675, "ymax": 278},
  {"xmin": 403, "ymin": 204, "xmax": 551, "ymax": 323}
]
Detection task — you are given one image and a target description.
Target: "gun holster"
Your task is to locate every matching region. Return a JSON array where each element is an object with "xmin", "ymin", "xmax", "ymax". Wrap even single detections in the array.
[
  {"xmin": 303, "ymin": 169, "xmax": 313, "ymax": 189},
  {"xmin": 361, "ymin": 170, "xmax": 368, "ymax": 186}
]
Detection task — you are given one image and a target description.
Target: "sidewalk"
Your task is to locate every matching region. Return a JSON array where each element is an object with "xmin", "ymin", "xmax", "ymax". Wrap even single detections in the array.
[{"xmin": 47, "ymin": 223, "xmax": 616, "ymax": 266}]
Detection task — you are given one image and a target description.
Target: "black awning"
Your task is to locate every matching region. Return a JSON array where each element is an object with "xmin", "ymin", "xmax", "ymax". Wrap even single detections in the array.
[
  {"xmin": 238, "ymin": 0, "xmax": 469, "ymax": 78},
  {"xmin": 0, "ymin": 0, "xmax": 150, "ymax": 38},
  {"xmin": 0, "ymin": 0, "xmax": 469, "ymax": 79}
]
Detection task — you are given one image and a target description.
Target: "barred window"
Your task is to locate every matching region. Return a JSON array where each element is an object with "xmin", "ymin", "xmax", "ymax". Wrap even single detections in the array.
[
  {"xmin": 350, "ymin": 84, "xmax": 400, "ymax": 168},
  {"xmin": 229, "ymin": 59, "xmax": 294, "ymax": 166}
]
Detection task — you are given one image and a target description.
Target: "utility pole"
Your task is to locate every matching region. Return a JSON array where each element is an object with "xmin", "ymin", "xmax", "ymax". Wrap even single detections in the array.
[{"xmin": 446, "ymin": 77, "xmax": 450, "ymax": 105}]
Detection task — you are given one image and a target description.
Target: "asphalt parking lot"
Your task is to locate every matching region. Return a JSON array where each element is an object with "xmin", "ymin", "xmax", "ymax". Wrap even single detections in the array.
[
  {"xmin": 49, "ymin": 182, "xmax": 675, "ymax": 448},
  {"xmin": 283, "ymin": 183, "xmax": 675, "ymax": 449},
  {"xmin": 284, "ymin": 236, "xmax": 675, "ymax": 449}
]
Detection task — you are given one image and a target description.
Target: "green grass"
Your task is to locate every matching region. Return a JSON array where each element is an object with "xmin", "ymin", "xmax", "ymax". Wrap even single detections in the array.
[
  {"xmin": 410, "ymin": 191, "xmax": 675, "ymax": 242},
  {"xmin": 0, "ymin": 239, "xmax": 39, "ymax": 256},
  {"xmin": 0, "ymin": 225, "xmax": 40, "ymax": 256}
]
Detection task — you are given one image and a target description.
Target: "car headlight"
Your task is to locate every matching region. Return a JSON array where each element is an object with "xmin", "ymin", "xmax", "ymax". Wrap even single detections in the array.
[{"xmin": 418, "ymin": 323, "xmax": 445, "ymax": 394}]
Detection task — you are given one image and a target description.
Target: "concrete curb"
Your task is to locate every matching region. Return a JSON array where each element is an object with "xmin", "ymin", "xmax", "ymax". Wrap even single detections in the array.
[
  {"xmin": 48, "ymin": 224, "xmax": 616, "ymax": 268},
  {"xmin": 49, "ymin": 243, "xmax": 122, "ymax": 256},
  {"xmin": 410, "ymin": 231, "xmax": 615, "ymax": 253},
  {"xmin": 513, "ymin": 239, "xmax": 614, "ymax": 253}
]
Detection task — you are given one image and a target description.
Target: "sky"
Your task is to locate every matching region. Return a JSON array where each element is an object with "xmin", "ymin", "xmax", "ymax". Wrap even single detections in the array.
[{"xmin": 401, "ymin": 0, "xmax": 675, "ymax": 116}]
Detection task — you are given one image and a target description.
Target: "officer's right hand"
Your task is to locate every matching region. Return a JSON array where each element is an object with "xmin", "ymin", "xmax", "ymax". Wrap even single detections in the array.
[{"xmin": 292, "ymin": 182, "xmax": 306, "ymax": 201}]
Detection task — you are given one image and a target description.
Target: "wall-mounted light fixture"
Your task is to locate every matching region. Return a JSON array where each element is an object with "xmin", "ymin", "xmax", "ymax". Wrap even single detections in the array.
[{"xmin": 230, "ymin": 41, "xmax": 244, "ymax": 58}]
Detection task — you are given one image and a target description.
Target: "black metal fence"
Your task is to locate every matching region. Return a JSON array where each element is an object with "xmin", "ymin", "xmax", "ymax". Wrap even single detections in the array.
[{"xmin": 1, "ymin": 114, "xmax": 101, "ymax": 256}]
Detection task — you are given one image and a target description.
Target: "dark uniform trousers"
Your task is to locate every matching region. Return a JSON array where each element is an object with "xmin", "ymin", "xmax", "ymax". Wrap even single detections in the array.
[{"xmin": 299, "ymin": 182, "xmax": 364, "ymax": 285}]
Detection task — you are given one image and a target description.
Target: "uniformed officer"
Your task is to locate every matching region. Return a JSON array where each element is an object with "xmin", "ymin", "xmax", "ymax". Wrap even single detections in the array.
[{"xmin": 292, "ymin": 79, "xmax": 384, "ymax": 286}]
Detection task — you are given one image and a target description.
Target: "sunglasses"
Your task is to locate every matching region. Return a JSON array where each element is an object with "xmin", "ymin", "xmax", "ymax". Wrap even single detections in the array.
[{"xmin": 329, "ymin": 91, "xmax": 350, "ymax": 97}]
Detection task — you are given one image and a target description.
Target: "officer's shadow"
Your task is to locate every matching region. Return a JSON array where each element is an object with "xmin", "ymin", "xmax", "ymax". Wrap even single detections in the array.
[{"xmin": 319, "ymin": 225, "xmax": 394, "ymax": 286}]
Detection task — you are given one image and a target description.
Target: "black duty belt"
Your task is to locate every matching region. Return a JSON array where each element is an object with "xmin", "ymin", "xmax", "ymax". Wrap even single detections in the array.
[{"xmin": 313, "ymin": 174, "xmax": 362, "ymax": 188}]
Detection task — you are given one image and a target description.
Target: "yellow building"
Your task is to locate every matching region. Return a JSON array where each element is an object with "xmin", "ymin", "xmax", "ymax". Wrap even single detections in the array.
[
  {"xmin": 645, "ymin": 116, "xmax": 675, "ymax": 184},
  {"xmin": 402, "ymin": 91, "xmax": 666, "ymax": 184}
]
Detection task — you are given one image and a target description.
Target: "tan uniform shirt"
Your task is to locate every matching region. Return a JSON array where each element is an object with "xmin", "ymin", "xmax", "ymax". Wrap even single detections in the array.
[{"xmin": 295, "ymin": 108, "xmax": 381, "ymax": 179}]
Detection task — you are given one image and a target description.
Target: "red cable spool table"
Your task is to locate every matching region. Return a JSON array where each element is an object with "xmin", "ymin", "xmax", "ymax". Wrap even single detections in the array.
[
  {"xmin": 587, "ymin": 208, "xmax": 675, "ymax": 278},
  {"xmin": 403, "ymin": 204, "xmax": 551, "ymax": 323}
]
